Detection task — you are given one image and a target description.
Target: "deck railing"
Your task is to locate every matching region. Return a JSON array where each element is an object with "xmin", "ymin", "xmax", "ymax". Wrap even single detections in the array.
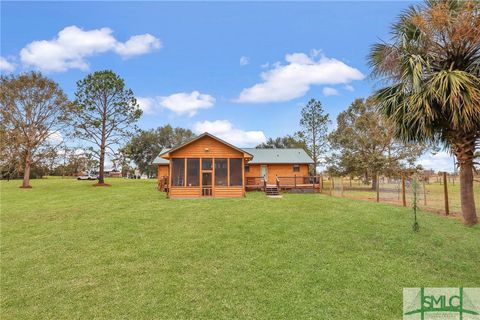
[
  {"xmin": 245, "ymin": 175, "xmax": 321, "ymax": 192},
  {"xmin": 276, "ymin": 175, "xmax": 321, "ymax": 191},
  {"xmin": 245, "ymin": 176, "xmax": 265, "ymax": 190},
  {"xmin": 158, "ymin": 176, "xmax": 169, "ymax": 192}
]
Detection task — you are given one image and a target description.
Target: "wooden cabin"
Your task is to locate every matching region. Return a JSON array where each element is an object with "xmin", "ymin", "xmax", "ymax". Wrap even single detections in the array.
[
  {"xmin": 152, "ymin": 132, "xmax": 317, "ymax": 198},
  {"xmin": 153, "ymin": 133, "xmax": 253, "ymax": 198}
]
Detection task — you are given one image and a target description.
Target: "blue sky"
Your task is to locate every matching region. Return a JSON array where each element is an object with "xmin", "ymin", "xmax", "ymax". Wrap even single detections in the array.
[{"xmin": 0, "ymin": 1, "xmax": 455, "ymax": 171}]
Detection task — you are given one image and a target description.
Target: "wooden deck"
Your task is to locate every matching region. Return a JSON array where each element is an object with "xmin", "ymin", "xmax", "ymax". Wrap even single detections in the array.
[
  {"xmin": 160, "ymin": 175, "xmax": 322, "ymax": 193},
  {"xmin": 246, "ymin": 176, "xmax": 321, "ymax": 192}
]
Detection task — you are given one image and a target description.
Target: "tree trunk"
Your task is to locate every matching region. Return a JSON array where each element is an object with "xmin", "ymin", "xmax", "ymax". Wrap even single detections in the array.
[
  {"xmin": 97, "ymin": 93, "xmax": 107, "ymax": 185},
  {"xmin": 21, "ymin": 150, "xmax": 32, "ymax": 188},
  {"xmin": 371, "ymin": 173, "xmax": 378, "ymax": 191},
  {"xmin": 452, "ymin": 131, "xmax": 477, "ymax": 225},
  {"xmin": 98, "ymin": 146, "xmax": 105, "ymax": 184},
  {"xmin": 459, "ymin": 160, "xmax": 477, "ymax": 225}
]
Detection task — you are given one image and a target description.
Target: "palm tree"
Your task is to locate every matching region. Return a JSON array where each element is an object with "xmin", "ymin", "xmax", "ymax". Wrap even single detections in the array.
[{"xmin": 369, "ymin": 0, "xmax": 480, "ymax": 225}]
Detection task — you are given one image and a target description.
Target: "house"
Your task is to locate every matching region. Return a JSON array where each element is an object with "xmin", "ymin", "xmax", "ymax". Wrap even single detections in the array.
[{"xmin": 152, "ymin": 132, "xmax": 316, "ymax": 198}]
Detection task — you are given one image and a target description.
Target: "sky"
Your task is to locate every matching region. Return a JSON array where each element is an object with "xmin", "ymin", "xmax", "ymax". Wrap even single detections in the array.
[{"xmin": 0, "ymin": 1, "xmax": 456, "ymax": 172}]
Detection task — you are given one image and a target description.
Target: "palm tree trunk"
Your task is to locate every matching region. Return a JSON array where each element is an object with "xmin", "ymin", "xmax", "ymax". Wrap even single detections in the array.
[
  {"xmin": 452, "ymin": 132, "xmax": 478, "ymax": 225},
  {"xmin": 459, "ymin": 159, "xmax": 477, "ymax": 225}
]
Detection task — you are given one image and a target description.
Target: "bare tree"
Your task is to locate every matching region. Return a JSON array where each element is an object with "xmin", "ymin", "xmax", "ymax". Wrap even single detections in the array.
[{"xmin": 0, "ymin": 72, "xmax": 71, "ymax": 188}]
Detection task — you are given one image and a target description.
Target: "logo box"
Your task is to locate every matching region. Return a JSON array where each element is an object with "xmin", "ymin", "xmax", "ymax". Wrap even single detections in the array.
[{"xmin": 403, "ymin": 288, "xmax": 480, "ymax": 320}]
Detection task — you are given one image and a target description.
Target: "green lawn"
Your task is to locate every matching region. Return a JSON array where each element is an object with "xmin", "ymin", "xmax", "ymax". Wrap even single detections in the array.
[
  {"xmin": 1, "ymin": 178, "xmax": 479, "ymax": 319},
  {"xmin": 326, "ymin": 177, "xmax": 480, "ymax": 215}
]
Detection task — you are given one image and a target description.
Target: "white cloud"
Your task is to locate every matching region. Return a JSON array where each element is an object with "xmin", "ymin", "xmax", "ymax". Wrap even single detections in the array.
[
  {"xmin": 136, "ymin": 97, "xmax": 156, "ymax": 114},
  {"xmin": 137, "ymin": 91, "xmax": 215, "ymax": 116},
  {"xmin": 20, "ymin": 25, "xmax": 161, "ymax": 72},
  {"xmin": 240, "ymin": 56, "xmax": 249, "ymax": 66},
  {"xmin": 344, "ymin": 84, "xmax": 355, "ymax": 92},
  {"xmin": 322, "ymin": 87, "xmax": 339, "ymax": 96},
  {"xmin": 159, "ymin": 91, "xmax": 215, "ymax": 116},
  {"xmin": 114, "ymin": 34, "xmax": 161, "ymax": 57},
  {"xmin": 193, "ymin": 120, "xmax": 266, "ymax": 147},
  {"xmin": 0, "ymin": 57, "xmax": 15, "ymax": 73},
  {"xmin": 417, "ymin": 151, "xmax": 455, "ymax": 173},
  {"xmin": 235, "ymin": 51, "xmax": 364, "ymax": 103}
]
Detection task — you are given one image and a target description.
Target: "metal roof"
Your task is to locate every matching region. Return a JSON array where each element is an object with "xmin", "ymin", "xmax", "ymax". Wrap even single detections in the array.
[
  {"xmin": 159, "ymin": 133, "xmax": 253, "ymax": 159},
  {"xmin": 151, "ymin": 148, "xmax": 171, "ymax": 165},
  {"xmin": 150, "ymin": 133, "xmax": 313, "ymax": 165},
  {"xmin": 241, "ymin": 148, "xmax": 314, "ymax": 164}
]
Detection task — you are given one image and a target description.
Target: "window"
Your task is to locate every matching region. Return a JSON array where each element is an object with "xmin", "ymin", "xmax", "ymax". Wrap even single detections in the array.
[
  {"xmin": 202, "ymin": 158, "xmax": 212, "ymax": 170},
  {"xmin": 215, "ymin": 158, "xmax": 228, "ymax": 186},
  {"xmin": 230, "ymin": 158, "xmax": 242, "ymax": 186},
  {"xmin": 293, "ymin": 164, "xmax": 300, "ymax": 172},
  {"xmin": 244, "ymin": 165, "xmax": 250, "ymax": 173},
  {"xmin": 187, "ymin": 158, "xmax": 200, "ymax": 186},
  {"xmin": 172, "ymin": 158, "xmax": 185, "ymax": 186}
]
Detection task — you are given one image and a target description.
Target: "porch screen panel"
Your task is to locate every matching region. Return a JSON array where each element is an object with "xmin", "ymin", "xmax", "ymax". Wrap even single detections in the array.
[
  {"xmin": 202, "ymin": 158, "xmax": 212, "ymax": 170},
  {"xmin": 187, "ymin": 158, "xmax": 200, "ymax": 186},
  {"xmin": 172, "ymin": 158, "xmax": 185, "ymax": 186},
  {"xmin": 229, "ymin": 158, "xmax": 242, "ymax": 186},
  {"xmin": 215, "ymin": 158, "xmax": 228, "ymax": 186}
]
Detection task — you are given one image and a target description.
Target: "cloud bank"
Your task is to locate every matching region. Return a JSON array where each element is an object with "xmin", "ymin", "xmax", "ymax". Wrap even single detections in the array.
[
  {"xmin": 0, "ymin": 57, "xmax": 15, "ymax": 72},
  {"xmin": 236, "ymin": 51, "xmax": 364, "ymax": 103},
  {"xmin": 137, "ymin": 91, "xmax": 215, "ymax": 116},
  {"xmin": 20, "ymin": 26, "xmax": 161, "ymax": 72},
  {"xmin": 193, "ymin": 120, "xmax": 266, "ymax": 147}
]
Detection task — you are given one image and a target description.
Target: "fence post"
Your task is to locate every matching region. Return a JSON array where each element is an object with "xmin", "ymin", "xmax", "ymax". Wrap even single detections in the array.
[
  {"xmin": 423, "ymin": 178, "xmax": 427, "ymax": 206},
  {"xmin": 341, "ymin": 177, "xmax": 344, "ymax": 197},
  {"xmin": 320, "ymin": 175, "xmax": 323, "ymax": 193},
  {"xmin": 402, "ymin": 174, "xmax": 406, "ymax": 207},
  {"xmin": 376, "ymin": 172, "xmax": 380, "ymax": 202},
  {"xmin": 443, "ymin": 171, "xmax": 449, "ymax": 216},
  {"xmin": 330, "ymin": 176, "xmax": 333, "ymax": 196},
  {"xmin": 294, "ymin": 174, "xmax": 297, "ymax": 188},
  {"xmin": 423, "ymin": 177, "xmax": 427, "ymax": 206}
]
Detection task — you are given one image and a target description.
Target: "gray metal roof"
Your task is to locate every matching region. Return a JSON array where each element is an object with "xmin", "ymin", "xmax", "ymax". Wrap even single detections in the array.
[
  {"xmin": 151, "ymin": 148, "xmax": 171, "ymax": 165},
  {"xmin": 241, "ymin": 148, "xmax": 314, "ymax": 164},
  {"xmin": 151, "ymin": 145, "xmax": 313, "ymax": 165}
]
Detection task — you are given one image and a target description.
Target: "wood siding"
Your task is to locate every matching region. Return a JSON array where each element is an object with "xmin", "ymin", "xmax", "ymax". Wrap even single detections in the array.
[
  {"xmin": 157, "ymin": 165, "xmax": 169, "ymax": 179},
  {"xmin": 171, "ymin": 135, "xmax": 244, "ymax": 158},
  {"xmin": 169, "ymin": 187, "xmax": 201, "ymax": 198},
  {"xmin": 213, "ymin": 186, "xmax": 244, "ymax": 198}
]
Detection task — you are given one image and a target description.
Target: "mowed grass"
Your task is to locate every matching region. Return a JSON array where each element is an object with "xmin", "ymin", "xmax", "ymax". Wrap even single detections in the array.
[
  {"xmin": 326, "ymin": 177, "xmax": 480, "ymax": 215},
  {"xmin": 1, "ymin": 178, "xmax": 479, "ymax": 319}
]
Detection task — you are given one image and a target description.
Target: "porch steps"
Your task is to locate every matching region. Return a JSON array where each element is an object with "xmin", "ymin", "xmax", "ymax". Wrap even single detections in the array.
[{"xmin": 265, "ymin": 185, "xmax": 280, "ymax": 196}]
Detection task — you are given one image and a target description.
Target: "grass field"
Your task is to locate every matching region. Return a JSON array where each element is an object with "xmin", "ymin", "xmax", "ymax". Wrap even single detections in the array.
[
  {"xmin": 325, "ymin": 177, "xmax": 480, "ymax": 216},
  {"xmin": 1, "ymin": 178, "xmax": 479, "ymax": 319}
]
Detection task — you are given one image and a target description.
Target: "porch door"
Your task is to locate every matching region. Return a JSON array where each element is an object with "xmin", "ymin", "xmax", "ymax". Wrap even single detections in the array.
[
  {"xmin": 202, "ymin": 172, "xmax": 212, "ymax": 196},
  {"xmin": 260, "ymin": 165, "xmax": 268, "ymax": 182}
]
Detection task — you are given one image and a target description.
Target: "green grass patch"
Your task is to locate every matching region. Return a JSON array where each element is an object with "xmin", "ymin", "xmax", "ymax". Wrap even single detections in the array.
[{"xmin": 1, "ymin": 178, "xmax": 479, "ymax": 319}]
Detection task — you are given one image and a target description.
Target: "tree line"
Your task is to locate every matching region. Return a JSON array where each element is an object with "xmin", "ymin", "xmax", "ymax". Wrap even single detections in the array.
[{"xmin": 1, "ymin": 71, "xmax": 141, "ymax": 187}]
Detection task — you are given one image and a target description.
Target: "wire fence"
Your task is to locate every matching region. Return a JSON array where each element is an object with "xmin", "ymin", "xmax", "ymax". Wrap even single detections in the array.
[{"xmin": 320, "ymin": 173, "xmax": 480, "ymax": 217}]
